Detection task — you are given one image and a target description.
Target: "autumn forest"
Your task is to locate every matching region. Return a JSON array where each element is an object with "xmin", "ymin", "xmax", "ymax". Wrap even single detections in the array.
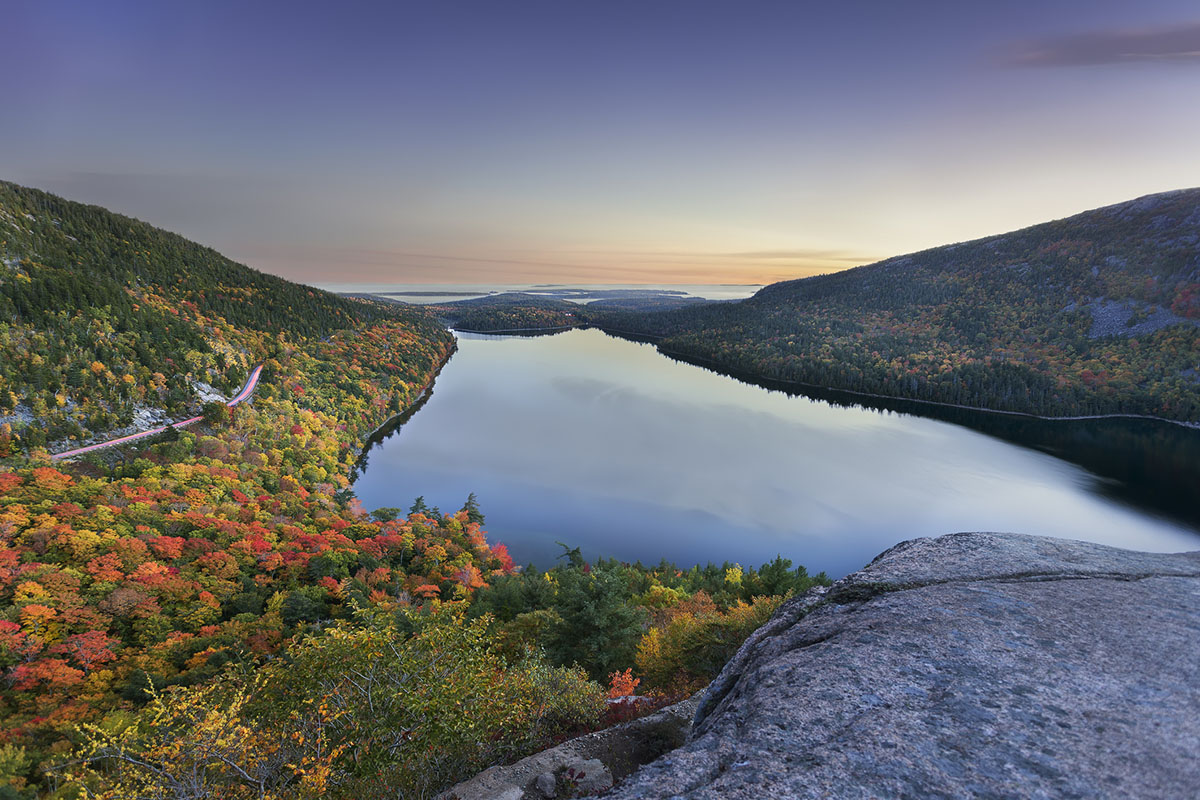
[
  {"xmin": 437, "ymin": 190, "xmax": 1200, "ymax": 425},
  {"xmin": 2, "ymin": 181, "xmax": 1199, "ymax": 798},
  {"xmin": 0, "ymin": 183, "xmax": 838, "ymax": 798}
]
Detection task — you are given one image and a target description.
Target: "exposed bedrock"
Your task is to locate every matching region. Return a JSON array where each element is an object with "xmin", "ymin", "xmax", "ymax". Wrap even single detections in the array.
[{"xmin": 608, "ymin": 532, "xmax": 1200, "ymax": 800}]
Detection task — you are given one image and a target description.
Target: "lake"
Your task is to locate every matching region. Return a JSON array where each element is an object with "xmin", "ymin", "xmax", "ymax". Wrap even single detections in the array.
[{"xmin": 352, "ymin": 328, "xmax": 1200, "ymax": 577}]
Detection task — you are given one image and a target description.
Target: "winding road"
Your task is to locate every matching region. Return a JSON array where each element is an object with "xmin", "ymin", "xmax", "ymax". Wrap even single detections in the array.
[{"xmin": 50, "ymin": 365, "xmax": 264, "ymax": 461}]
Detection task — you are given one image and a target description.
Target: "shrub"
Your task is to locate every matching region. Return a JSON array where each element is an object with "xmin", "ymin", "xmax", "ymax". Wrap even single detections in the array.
[
  {"xmin": 635, "ymin": 595, "xmax": 784, "ymax": 696},
  {"xmin": 67, "ymin": 606, "xmax": 605, "ymax": 800}
]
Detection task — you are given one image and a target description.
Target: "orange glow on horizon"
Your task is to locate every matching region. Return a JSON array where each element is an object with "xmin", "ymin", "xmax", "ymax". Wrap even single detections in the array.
[{"xmin": 234, "ymin": 242, "xmax": 878, "ymax": 287}]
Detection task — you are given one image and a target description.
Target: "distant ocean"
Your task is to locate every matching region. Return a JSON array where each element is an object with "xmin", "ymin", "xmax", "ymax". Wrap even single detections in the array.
[{"xmin": 313, "ymin": 283, "xmax": 763, "ymax": 305}]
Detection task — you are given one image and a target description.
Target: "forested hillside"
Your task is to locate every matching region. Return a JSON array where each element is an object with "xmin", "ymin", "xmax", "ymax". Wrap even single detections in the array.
[
  {"xmin": 0, "ymin": 184, "xmax": 819, "ymax": 797},
  {"xmin": 585, "ymin": 190, "xmax": 1200, "ymax": 422},
  {"xmin": 430, "ymin": 290, "xmax": 711, "ymax": 333},
  {"xmin": 0, "ymin": 181, "xmax": 408, "ymax": 450},
  {"xmin": 0, "ymin": 182, "xmax": 501, "ymax": 793},
  {"xmin": 431, "ymin": 293, "xmax": 581, "ymax": 332}
]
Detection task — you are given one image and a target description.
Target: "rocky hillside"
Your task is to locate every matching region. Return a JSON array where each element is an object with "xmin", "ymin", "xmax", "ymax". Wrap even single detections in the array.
[{"xmin": 603, "ymin": 532, "xmax": 1200, "ymax": 799}]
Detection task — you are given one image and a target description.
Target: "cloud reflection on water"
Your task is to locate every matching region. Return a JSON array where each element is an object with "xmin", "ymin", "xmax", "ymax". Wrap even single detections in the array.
[{"xmin": 353, "ymin": 329, "xmax": 1199, "ymax": 576}]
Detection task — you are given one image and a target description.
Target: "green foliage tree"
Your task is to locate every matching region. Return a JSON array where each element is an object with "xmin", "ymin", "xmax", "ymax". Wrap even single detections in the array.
[
  {"xmin": 546, "ymin": 564, "xmax": 645, "ymax": 681},
  {"xmin": 462, "ymin": 492, "xmax": 485, "ymax": 525},
  {"xmin": 201, "ymin": 400, "xmax": 231, "ymax": 425},
  {"xmin": 370, "ymin": 506, "xmax": 403, "ymax": 522}
]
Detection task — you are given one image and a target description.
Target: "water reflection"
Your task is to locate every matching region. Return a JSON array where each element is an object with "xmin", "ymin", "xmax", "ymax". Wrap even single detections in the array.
[{"xmin": 353, "ymin": 329, "xmax": 1200, "ymax": 576}]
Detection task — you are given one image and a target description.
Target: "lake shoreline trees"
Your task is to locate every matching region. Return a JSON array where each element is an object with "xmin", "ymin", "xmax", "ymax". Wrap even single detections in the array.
[
  {"xmin": 423, "ymin": 190, "xmax": 1200, "ymax": 426},
  {"xmin": 1, "ymin": 183, "xmax": 830, "ymax": 798}
]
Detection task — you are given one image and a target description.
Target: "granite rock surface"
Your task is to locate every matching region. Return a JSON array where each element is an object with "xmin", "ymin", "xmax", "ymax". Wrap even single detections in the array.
[
  {"xmin": 441, "ymin": 694, "xmax": 699, "ymax": 800},
  {"xmin": 607, "ymin": 532, "xmax": 1200, "ymax": 800}
]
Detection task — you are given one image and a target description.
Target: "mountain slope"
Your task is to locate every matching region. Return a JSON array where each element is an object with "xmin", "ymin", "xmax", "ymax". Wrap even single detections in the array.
[
  {"xmin": 0, "ymin": 181, "xmax": 446, "ymax": 450},
  {"xmin": 0, "ymin": 183, "xmax": 514, "ymax": 792},
  {"xmin": 0, "ymin": 184, "xmax": 812, "ymax": 798},
  {"xmin": 587, "ymin": 189, "xmax": 1200, "ymax": 421}
]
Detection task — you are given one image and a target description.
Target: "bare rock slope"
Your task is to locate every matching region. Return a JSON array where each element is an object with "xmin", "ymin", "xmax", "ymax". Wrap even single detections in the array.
[{"xmin": 609, "ymin": 532, "xmax": 1200, "ymax": 799}]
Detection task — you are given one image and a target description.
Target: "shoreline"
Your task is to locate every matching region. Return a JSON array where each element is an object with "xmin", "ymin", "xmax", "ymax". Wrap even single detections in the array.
[
  {"xmin": 351, "ymin": 340, "xmax": 458, "ymax": 464},
  {"xmin": 583, "ymin": 324, "xmax": 1200, "ymax": 431},
  {"xmin": 453, "ymin": 324, "xmax": 583, "ymax": 334}
]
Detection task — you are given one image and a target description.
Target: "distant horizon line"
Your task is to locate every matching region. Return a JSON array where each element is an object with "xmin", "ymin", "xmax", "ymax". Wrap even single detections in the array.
[{"xmin": 314, "ymin": 280, "xmax": 772, "ymax": 289}]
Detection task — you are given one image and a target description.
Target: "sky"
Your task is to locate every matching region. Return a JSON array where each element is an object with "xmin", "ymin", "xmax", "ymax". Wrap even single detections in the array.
[{"xmin": 4, "ymin": 0, "xmax": 1200, "ymax": 286}]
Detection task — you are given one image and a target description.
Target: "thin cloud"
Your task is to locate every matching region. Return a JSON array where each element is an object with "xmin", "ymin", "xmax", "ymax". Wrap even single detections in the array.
[
  {"xmin": 235, "ymin": 241, "xmax": 847, "ymax": 285},
  {"xmin": 240, "ymin": 243, "xmax": 876, "ymax": 271},
  {"xmin": 721, "ymin": 249, "xmax": 873, "ymax": 263},
  {"xmin": 235, "ymin": 243, "xmax": 589, "ymax": 272},
  {"xmin": 551, "ymin": 248, "xmax": 877, "ymax": 264},
  {"xmin": 1001, "ymin": 21, "xmax": 1200, "ymax": 67}
]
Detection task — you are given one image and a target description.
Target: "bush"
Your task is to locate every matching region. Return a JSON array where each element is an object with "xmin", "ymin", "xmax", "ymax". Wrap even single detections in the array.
[
  {"xmin": 262, "ymin": 607, "xmax": 605, "ymax": 798},
  {"xmin": 67, "ymin": 606, "xmax": 605, "ymax": 800},
  {"xmin": 635, "ymin": 595, "xmax": 785, "ymax": 696}
]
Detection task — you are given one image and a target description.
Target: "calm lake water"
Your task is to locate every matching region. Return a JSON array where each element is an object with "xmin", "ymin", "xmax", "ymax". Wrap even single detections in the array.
[{"xmin": 352, "ymin": 328, "xmax": 1200, "ymax": 577}]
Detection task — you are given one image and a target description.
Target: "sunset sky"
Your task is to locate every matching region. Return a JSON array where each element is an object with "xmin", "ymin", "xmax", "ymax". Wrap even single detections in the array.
[{"xmin": 4, "ymin": 0, "xmax": 1200, "ymax": 286}]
